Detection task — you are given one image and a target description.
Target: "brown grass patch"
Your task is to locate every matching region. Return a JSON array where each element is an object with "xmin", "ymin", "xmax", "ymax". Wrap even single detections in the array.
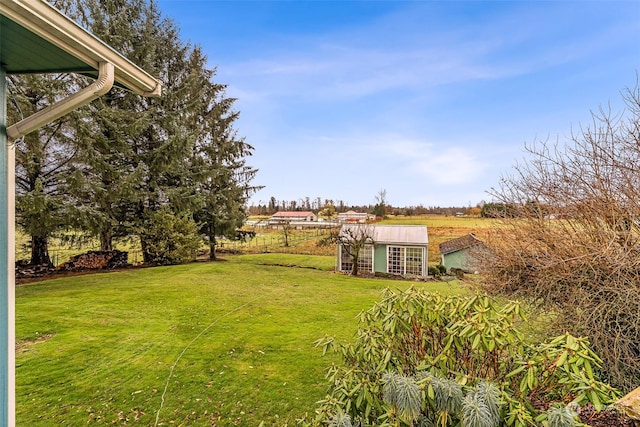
[{"xmin": 16, "ymin": 333, "xmax": 55, "ymax": 354}]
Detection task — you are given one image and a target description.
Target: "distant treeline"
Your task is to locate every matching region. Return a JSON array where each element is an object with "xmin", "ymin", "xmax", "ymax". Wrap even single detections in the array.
[{"xmin": 246, "ymin": 196, "xmax": 477, "ymax": 217}]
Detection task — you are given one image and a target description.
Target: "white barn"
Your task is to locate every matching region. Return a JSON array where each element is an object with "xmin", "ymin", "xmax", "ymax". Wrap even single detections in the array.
[
  {"xmin": 268, "ymin": 211, "xmax": 317, "ymax": 224},
  {"xmin": 337, "ymin": 210, "xmax": 370, "ymax": 223}
]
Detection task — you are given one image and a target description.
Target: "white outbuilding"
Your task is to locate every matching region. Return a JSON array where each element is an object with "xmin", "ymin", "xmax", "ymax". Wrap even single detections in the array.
[{"xmin": 337, "ymin": 224, "xmax": 428, "ymax": 276}]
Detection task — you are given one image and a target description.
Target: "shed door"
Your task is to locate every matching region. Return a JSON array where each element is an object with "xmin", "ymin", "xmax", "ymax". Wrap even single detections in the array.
[
  {"xmin": 387, "ymin": 246, "xmax": 404, "ymax": 275},
  {"xmin": 387, "ymin": 246, "xmax": 425, "ymax": 276}
]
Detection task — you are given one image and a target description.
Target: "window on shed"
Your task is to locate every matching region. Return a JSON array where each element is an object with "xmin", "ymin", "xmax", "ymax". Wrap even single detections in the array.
[
  {"xmin": 387, "ymin": 246, "xmax": 425, "ymax": 276},
  {"xmin": 340, "ymin": 244, "xmax": 373, "ymax": 273},
  {"xmin": 387, "ymin": 246, "xmax": 404, "ymax": 275}
]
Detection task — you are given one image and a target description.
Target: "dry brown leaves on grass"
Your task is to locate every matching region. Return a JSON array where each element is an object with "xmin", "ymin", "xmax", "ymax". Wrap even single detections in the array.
[
  {"xmin": 579, "ymin": 404, "xmax": 635, "ymax": 427},
  {"xmin": 15, "ymin": 333, "xmax": 55, "ymax": 354}
]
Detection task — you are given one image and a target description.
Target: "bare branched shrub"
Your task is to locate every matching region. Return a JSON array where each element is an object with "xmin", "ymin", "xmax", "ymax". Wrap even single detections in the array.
[
  {"xmin": 318, "ymin": 224, "xmax": 374, "ymax": 276},
  {"xmin": 485, "ymin": 82, "xmax": 640, "ymax": 391}
]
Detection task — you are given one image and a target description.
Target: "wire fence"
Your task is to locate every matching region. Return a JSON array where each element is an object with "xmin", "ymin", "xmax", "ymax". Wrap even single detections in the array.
[
  {"xmin": 218, "ymin": 227, "xmax": 333, "ymax": 255},
  {"xmin": 24, "ymin": 226, "xmax": 335, "ymax": 267}
]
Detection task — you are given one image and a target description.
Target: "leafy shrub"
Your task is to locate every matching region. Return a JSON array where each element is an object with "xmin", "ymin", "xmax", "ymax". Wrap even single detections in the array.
[
  {"xmin": 547, "ymin": 404, "xmax": 579, "ymax": 427},
  {"xmin": 381, "ymin": 372, "xmax": 421, "ymax": 424},
  {"xmin": 139, "ymin": 208, "xmax": 202, "ymax": 265},
  {"xmin": 306, "ymin": 288, "xmax": 620, "ymax": 426},
  {"xmin": 427, "ymin": 266, "xmax": 441, "ymax": 277},
  {"xmin": 437, "ymin": 264, "xmax": 447, "ymax": 275}
]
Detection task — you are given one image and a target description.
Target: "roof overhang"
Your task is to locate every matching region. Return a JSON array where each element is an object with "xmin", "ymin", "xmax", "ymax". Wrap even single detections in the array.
[
  {"xmin": 1, "ymin": 1, "xmax": 163, "ymax": 424},
  {"xmin": 0, "ymin": 0, "xmax": 162, "ymax": 96}
]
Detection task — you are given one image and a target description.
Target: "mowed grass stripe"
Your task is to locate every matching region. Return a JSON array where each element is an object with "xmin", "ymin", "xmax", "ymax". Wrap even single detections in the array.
[{"xmin": 16, "ymin": 254, "xmax": 466, "ymax": 425}]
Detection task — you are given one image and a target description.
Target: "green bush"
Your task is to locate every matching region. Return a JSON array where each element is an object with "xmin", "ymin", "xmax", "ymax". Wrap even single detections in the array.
[
  {"xmin": 427, "ymin": 266, "xmax": 441, "ymax": 277},
  {"xmin": 139, "ymin": 208, "xmax": 202, "ymax": 265},
  {"xmin": 307, "ymin": 288, "xmax": 620, "ymax": 427}
]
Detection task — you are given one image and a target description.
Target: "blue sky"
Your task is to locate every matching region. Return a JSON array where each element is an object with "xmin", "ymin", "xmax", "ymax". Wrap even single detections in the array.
[{"xmin": 157, "ymin": 0, "xmax": 639, "ymax": 208}]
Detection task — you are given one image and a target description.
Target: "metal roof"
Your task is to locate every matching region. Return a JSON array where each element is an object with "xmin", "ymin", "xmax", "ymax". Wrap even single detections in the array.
[
  {"xmin": 439, "ymin": 233, "xmax": 483, "ymax": 255},
  {"xmin": 338, "ymin": 211, "xmax": 368, "ymax": 216},
  {"xmin": 0, "ymin": 0, "xmax": 161, "ymax": 95},
  {"xmin": 272, "ymin": 211, "xmax": 315, "ymax": 217},
  {"xmin": 340, "ymin": 224, "xmax": 428, "ymax": 245}
]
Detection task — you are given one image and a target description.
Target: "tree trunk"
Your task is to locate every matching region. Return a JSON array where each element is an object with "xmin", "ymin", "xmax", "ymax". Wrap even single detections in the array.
[
  {"xmin": 140, "ymin": 237, "xmax": 152, "ymax": 264},
  {"xmin": 209, "ymin": 241, "xmax": 217, "ymax": 261},
  {"xmin": 138, "ymin": 202, "xmax": 151, "ymax": 264},
  {"xmin": 283, "ymin": 222, "xmax": 290, "ymax": 247},
  {"xmin": 351, "ymin": 256, "xmax": 359, "ymax": 276},
  {"xmin": 31, "ymin": 235, "xmax": 52, "ymax": 266},
  {"xmin": 208, "ymin": 223, "xmax": 217, "ymax": 261},
  {"xmin": 100, "ymin": 228, "xmax": 113, "ymax": 251}
]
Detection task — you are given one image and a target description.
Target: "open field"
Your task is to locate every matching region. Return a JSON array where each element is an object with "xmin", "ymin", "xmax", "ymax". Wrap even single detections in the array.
[
  {"xmin": 381, "ymin": 214, "xmax": 494, "ymax": 228},
  {"xmin": 16, "ymin": 253, "xmax": 467, "ymax": 426}
]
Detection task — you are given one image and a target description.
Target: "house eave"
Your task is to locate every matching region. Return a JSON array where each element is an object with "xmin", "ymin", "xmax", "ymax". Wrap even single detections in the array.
[{"xmin": 0, "ymin": 0, "xmax": 162, "ymax": 96}]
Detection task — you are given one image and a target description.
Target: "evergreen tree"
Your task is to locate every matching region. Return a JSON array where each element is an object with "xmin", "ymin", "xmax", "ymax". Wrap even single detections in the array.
[
  {"xmin": 68, "ymin": 0, "xmax": 160, "ymax": 251},
  {"xmin": 8, "ymin": 0, "xmax": 121, "ymax": 264},
  {"xmin": 9, "ymin": 73, "xmax": 80, "ymax": 265},
  {"xmin": 10, "ymin": 0, "xmax": 261, "ymax": 266},
  {"xmin": 188, "ymin": 50, "xmax": 261, "ymax": 260},
  {"xmin": 131, "ymin": 24, "xmax": 214, "ymax": 263},
  {"xmin": 71, "ymin": 0, "xmax": 210, "ymax": 263},
  {"xmin": 75, "ymin": 0, "xmax": 260, "ymax": 263}
]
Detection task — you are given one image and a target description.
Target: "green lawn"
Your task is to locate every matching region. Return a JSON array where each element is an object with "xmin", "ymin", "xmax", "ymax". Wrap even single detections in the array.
[{"xmin": 16, "ymin": 254, "xmax": 467, "ymax": 426}]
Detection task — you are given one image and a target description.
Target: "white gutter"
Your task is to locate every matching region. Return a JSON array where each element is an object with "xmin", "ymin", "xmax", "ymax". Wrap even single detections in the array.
[
  {"xmin": 0, "ymin": 0, "xmax": 162, "ymax": 97},
  {"xmin": 6, "ymin": 61, "xmax": 114, "ymax": 140}
]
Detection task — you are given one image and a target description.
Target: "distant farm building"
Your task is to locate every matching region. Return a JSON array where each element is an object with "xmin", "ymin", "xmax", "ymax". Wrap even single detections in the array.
[
  {"xmin": 268, "ymin": 211, "xmax": 317, "ymax": 225},
  {"xmin": 337, "ymin": 210, "xmax": 373, "ymax": 223},
  {"xmin": 267, "ymin": 211, "xmax": 324, "ymax": 229},
  {"xmin": 439, "ymin": 233, "xmax": 488, "ymax": 273},
  {"xmin": 337, "ymin": 225, "xmax": 428, "ymax": 276}
]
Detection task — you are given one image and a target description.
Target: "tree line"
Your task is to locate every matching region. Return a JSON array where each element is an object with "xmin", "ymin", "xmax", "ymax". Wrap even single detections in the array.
[
  {"xmin": 247, "ymin": 196, "xmax": 474, "ymax": 217},
  {"xmin": 9, "ymin": 0, "xmax": 260, "ymax": 265}
]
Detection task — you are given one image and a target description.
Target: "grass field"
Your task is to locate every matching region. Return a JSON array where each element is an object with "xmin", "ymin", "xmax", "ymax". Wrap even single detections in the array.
[{"xmin": 15, "ymin": 253, "xmax": 467, "ymax": 426}]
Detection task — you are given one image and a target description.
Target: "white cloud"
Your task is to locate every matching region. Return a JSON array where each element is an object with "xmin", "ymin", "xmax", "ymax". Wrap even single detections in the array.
[
  {"xmin": 303, "ymin": 134, "xmax": 487, "ymax": 187},
  {"xmin": 413, "ymin": 147, "xmax": 485, "ymax": 185},
  {"xmin": 211, "ymin": 1, "xmax": 638, "ymax": 207},
  {"xmin": 218, "ymin": 3, "xmax": 624, "ymax": 105},
  {"xmin": 222, "ymin": 42, "xmax": 506, "ymax": 103},
  {"xmin": 354, "ymin": 135, "xmax": 487, "ymax": 186}
]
